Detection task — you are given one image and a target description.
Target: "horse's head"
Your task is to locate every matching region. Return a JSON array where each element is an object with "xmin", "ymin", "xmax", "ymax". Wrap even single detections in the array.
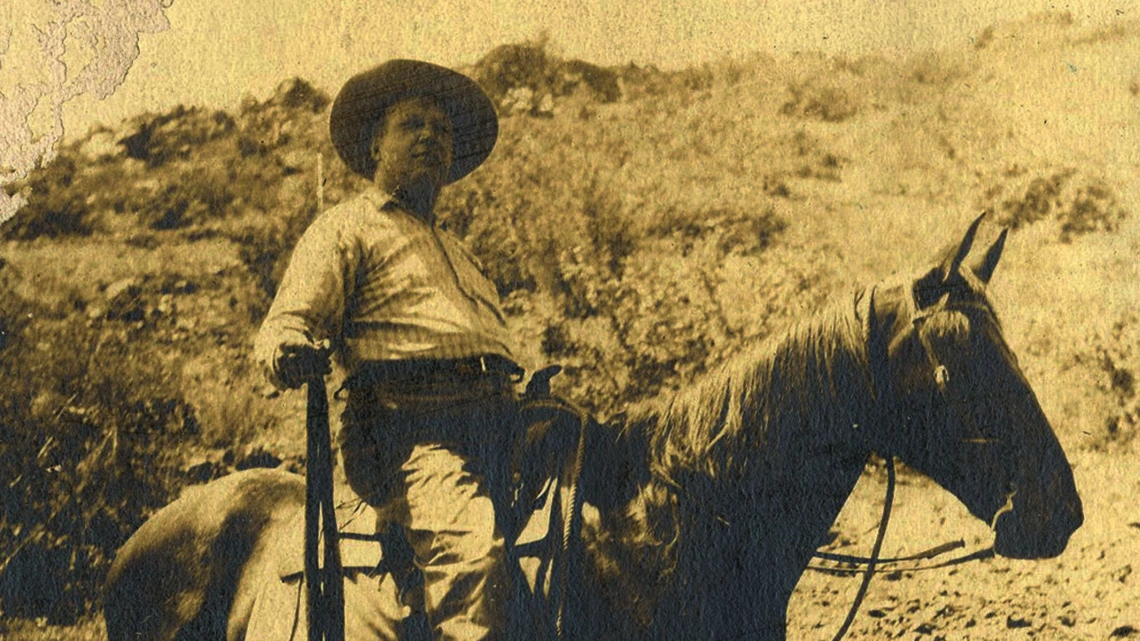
[{"xmin": 868, "ymin": 215, "xmax": 1082, "ymax": 559}]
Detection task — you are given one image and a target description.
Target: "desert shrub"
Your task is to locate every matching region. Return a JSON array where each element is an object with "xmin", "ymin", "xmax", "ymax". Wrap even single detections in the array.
[
  {"xmin": 2, "ymin": 157, "xmax": 93, "ymax": 240},
  {"xmin": 616, "ymin": 62, "xmax": 673, "ymax": 101},
  {"xmin": 435, "ymin": 115, "xmax": 813, "ymax": 415},
  {"xmin": 237, "ymin": 79, "xmax": 330, "ymax": 156},
  {"xmin": 561, "ymin": 59, "xmax": 622, "ymax": 102},
  {"xmin": 780, "ymin": 80, "xmax": 860, "ymax": 123},
  {"xmin": 0, "ymin": 254, "xmax": 283, "ymax": 621},
  {"xmin": 118, "ymin": 106, "xmax": 235, "ymax": 167},
  {"xmin": 978, "ymin": 164, "xmax": 1129, "ymax": 242},
  {"xmin": 1084, "ymin": 314, "xmax": 1140, "ymax": 449},
  {"xmin": 473, "ymin": 40, "xmax": 557, "ymax": 106},
  {"xmin": 471, "ymin": 37, "xmax": 621, "ymax": 116},
  {"xmin": 232, "ymin": 200, "xmax": 320, "ymax": 300},
  {"xmin": 6, "ymin": 78, "xmax": 339, "ymax": 247},
  {"xmin": 0, "ymin": 288, "xmax": 197, "ymax": 621},
  {"xmin": 676, "ymin": 64, "xmax": 717, "ymax": 93},
  {"xmin": 137, "ymin": 164, "xmax": 238, "ymax": 230},
  {"xmin": 904, "ymin": 51, "xmax": 969, "ymax": 85}
]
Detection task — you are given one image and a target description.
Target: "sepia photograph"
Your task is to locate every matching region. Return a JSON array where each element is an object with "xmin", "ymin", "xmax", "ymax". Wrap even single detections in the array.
[{"xmin": 1, "ymin": 1, "xmax": 1137, "ymax": 639}]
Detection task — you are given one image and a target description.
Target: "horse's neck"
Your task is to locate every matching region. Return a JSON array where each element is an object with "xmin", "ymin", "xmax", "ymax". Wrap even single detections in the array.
[
  {"xmin": 589, "ymin": 449, "xmax": 868, "ymax": 639},
  {"xmin": 588, "ymin": 298, "xmax": 884, "ymax": 635}
]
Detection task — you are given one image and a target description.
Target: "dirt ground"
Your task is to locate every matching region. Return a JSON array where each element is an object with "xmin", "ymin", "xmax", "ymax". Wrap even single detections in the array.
[{"xmin": 789, "ymin": 449, "xmax": 1140, "ymax": 640}]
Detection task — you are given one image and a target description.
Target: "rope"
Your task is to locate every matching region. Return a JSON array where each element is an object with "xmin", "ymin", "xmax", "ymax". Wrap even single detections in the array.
[
  {"xmin": 808, "ymin": 546, "xmax": 995, "ymax": 575},
  {"xmin": 828, "ymin": 457, "xmax": 895, "ymax": 641},
  {"xmin": 812, "ymin": 539, "xmax": 965, "ymax": 566},
  {"xmin": 554, "ymin": 416, "xmax": 589, "ymax": 640}
]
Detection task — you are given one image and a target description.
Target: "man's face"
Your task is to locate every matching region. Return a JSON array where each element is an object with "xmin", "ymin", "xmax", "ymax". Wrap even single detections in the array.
[{"xmin": 370, "ymin": 96, "xmax": 454, "ymax": 189}]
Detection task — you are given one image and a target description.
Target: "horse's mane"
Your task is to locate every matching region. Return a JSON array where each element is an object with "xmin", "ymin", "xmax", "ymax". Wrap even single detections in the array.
[
  {"xmin": 588, "ymin": 288, "xmax": 884, "ymax": 623},
  {"xmin": 623, "ymin": 287, "xmax": 877, "ymax": 489}
]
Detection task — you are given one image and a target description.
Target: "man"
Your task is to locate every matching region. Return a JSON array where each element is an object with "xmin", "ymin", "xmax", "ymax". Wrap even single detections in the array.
[{"xmin": 254, "ymin": 59, "xmax": 521, "ymax": 641}]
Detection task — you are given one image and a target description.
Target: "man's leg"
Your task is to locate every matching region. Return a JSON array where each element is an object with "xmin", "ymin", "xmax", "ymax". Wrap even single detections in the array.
[{"xmin": 400, "ymin": 441, "xmax": 508, "ymax": 641}]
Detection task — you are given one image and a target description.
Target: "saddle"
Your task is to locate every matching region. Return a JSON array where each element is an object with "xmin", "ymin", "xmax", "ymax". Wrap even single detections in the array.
[{"xmin": 249, "ymin": 365, "xmax": 592, "ymax": 641}]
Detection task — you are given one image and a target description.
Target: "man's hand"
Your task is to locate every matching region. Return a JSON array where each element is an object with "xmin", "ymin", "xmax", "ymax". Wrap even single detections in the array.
[{"xmin": 273, "ymin": 339, "xmax": 332, "ymax": 389}]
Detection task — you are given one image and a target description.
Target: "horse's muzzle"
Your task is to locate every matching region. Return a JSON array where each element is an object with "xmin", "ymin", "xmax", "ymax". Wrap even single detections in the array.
[{"xmin": 993, "ymin": 490, "xmax": 1083, "ymax": 559}]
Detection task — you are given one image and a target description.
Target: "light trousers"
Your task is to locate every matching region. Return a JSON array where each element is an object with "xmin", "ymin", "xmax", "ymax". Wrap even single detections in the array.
[{"xmin": 340, "ymin": 381, "xmax": 515, "ymax": 641}]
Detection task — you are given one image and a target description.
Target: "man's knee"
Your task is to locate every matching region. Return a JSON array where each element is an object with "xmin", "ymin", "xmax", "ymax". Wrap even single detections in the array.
[{"xmin": 429, "ymin": 505, "xmax": 504, "ymax": 567}]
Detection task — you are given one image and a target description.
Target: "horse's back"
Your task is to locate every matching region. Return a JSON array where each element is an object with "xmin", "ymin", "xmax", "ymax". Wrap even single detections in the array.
[{"xmin": 104, "ymin": 468, "xmax": 305, "ymax": 641}]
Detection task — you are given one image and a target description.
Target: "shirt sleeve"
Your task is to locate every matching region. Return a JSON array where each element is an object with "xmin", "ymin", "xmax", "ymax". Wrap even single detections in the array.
[{"xmin": 253, "ymin": 209, "xmax": 359, "ymax": 389}]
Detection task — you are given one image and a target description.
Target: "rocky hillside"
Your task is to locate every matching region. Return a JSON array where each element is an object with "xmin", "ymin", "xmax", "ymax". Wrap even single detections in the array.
[{"xmin": 2, "ymin": 15, "xmax": 1139, "ymax": 634}]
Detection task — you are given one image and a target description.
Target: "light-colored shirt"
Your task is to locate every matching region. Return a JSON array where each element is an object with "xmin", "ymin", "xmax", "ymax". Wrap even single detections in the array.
[{"xmin": 254, "ymin": 187, "xmax": 516, "ymax": 388}]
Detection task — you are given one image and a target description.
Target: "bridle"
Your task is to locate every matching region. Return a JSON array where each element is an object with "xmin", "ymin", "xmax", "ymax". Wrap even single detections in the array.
[
  {"xmin": 911, "ymin": 287, "xmax": 1009, "ymax": 451},
  {"xmin": 815, "ymin": 285, "xmax": 1001, "ymax": 641}
]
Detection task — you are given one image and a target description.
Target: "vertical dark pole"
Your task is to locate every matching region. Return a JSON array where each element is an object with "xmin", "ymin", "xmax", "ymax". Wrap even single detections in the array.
[
  {"xmin": 306, "ymin": 379, "xmax": 345, "ymax": 641},
  {"xmin": 305, "ymin": 379, "xmax": 324, "ymax": 641}
]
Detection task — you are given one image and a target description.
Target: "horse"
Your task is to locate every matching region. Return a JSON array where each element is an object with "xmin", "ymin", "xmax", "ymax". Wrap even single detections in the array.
[{"xmin": 103, "ymin": 216, "xmax": 1083, "ymax": 641}]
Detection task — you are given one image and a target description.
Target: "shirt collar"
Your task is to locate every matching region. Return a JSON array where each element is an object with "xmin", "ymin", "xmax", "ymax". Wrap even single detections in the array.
[
  {"xmin": 359, "ymin": 185, "xmax": 401, "ymax": 211},
  {"xmin": 359, "ymin": 186, "xmax": 436, "ymax": 223}
]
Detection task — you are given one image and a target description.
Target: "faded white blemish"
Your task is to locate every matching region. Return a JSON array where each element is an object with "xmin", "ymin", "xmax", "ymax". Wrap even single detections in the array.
[{"xmin": 1, "ymin": 1, "xmax": 172, "ymax": 225}]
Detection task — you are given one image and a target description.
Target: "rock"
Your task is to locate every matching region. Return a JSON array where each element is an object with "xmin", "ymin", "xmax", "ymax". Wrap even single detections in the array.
[
  {"xmin": 503, "ymin": 86, "xmax": 536, "ymax": 114},
  {"xmin": 156, "ymin": 294, "xmax": 175, "ymax": 316},
  {"xmin": 78, "ymin": 129, "xmax": 122, "ymax": 160},
  {"xmin": 30, "ymin": 390, "xmax": 68, "ymax": 421},
  {"xmin": 1005, "ymin": 615, "xmax": 1031, "ymax": 629},
  {"xmin": 279, "ymin": 150, "xmax": 309, "ymax": 173},
  {"xmin": 537, "ymin": 93, "xmax": 555, "ymax": 115},
  {"xmin": 105, "ymin": 277, "xmax": 141, "ymax": 305},
  {"xmin": 104, "ymin": 277, "xmax": 144, "ymax": 320},
  {"xmin": 1114, "ymin": 564, "xmax": 1133, "ymax": 583}
]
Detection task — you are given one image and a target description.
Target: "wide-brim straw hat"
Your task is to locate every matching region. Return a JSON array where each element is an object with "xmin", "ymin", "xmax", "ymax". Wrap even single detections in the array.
[{"xmin": 329, "ymin": 60, "xmax": 498, "ymax": 184}]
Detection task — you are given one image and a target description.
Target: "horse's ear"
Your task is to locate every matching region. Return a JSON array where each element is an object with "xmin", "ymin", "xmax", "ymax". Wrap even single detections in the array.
[
  {"xmin": 970, "ymin": 227, "xmax": 1008, "ymax": 285},
  {"xmin": 940, "ymin": 212, "xmax": 986, "ymax": 283}
]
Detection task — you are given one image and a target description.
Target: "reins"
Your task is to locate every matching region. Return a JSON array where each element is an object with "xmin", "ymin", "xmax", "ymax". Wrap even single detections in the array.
[
  {"xmin": 824, "ymin": 456, "xmax": 895, "ymax": 641},
  {"xmin": 810, "ymin": 544, "xmax": 995, "ymax": 575},
  {"xmin": 812, "ymin": 539, "xmax": 994, "ymax": 572}
]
